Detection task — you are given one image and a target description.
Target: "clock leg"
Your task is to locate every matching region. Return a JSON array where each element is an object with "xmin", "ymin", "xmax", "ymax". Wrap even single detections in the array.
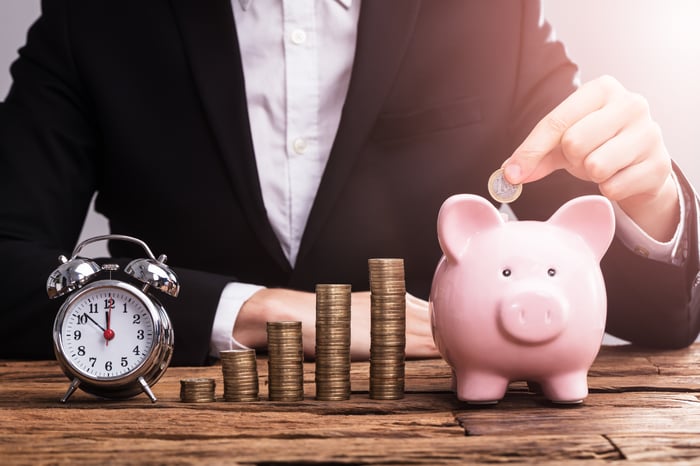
[
  {"xmin": 60, "ymin": 378, "xmax": 81, "ymax": 403},
  {"xmin": 138, "ymin": 376, "xmax": 157, "ymax": 403}
]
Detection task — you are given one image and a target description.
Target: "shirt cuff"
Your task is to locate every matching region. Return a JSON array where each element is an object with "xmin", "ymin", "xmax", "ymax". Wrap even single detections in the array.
[
  {"xmin": 209, "ymin": 282, "xmax": 266, "ymax": 358},
  {"xmin": 611, "ymin": 170, "xmax": 687, "ymax": 266}
]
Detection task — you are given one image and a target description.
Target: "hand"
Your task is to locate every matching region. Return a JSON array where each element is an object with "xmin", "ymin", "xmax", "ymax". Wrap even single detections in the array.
[
  {"xmin": 503, "ymin": 75, "xmax": 679, "ymax": 242},
  {"xmin": 83, "ymin": 313, "xmax": 106, "ymax": 332},
  {"xmin": 233, "ymin": 288, "xmax": 439, "ymax": 360},
  {"xmin": 104, "ymin": 298, "xmax": 115, "ymax": 344}
]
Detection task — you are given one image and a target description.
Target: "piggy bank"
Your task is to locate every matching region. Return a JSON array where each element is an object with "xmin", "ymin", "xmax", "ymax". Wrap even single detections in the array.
[{"xmin": 429, "ymin": 194, "xmax": 615, "ymax": 404}]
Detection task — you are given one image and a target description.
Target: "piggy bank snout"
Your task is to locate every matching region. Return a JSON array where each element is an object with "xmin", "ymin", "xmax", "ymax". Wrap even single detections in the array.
[{"xmin": 498, "ymin": 290, "xmax": 568, "ymax": 344}]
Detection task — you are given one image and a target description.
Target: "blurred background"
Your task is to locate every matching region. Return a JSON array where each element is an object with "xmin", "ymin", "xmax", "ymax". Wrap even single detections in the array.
[{"xmin": 1, "ymin": 0, "xmax": 699, "ymax": 258}]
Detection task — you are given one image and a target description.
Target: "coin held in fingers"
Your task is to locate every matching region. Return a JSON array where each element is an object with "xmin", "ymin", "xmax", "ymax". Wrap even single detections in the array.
[{"xmin": 488, "ymin": 168, "xmax": 522, "ymax": 204}]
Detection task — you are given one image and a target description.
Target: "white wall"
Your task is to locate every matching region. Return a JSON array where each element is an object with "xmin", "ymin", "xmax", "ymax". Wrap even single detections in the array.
[
  {"xmin": 2, "ymin": 1, "xmax": 699, "ymax": 241},
  {"xmin": 543, "ymin": 0, "xmax": 700, "ymax": 189}
]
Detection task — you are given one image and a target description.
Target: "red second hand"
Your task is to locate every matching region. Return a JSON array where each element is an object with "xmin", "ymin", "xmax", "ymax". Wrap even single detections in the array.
[{"xmin": 104, "ymin": 297, "xmax": 115, "ymax": 345}]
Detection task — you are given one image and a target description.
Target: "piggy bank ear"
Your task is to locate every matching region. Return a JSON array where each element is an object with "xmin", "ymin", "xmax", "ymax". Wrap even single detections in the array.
[
  {"xmin": 437, "ymin": 194, "xmax": 503, "ymax": 263},
  {"xmin": 547, "ymin": 195, "xmax": 615, "ymax": 261}
]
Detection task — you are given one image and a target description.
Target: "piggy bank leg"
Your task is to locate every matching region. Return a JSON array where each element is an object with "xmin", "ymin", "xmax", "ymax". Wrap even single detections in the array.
[
  {"xmin": 454, "ymin": 369, "xmax": 509, "ymax": 404},
  {"xmin": 540, "ymin": 371, "xmax": 588, "ymax": 404}
]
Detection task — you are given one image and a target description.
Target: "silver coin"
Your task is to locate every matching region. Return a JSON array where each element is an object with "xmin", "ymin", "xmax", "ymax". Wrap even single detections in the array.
[{"xmin": 488, "ymin": 168, "xmax": 522, "ymax": 204}]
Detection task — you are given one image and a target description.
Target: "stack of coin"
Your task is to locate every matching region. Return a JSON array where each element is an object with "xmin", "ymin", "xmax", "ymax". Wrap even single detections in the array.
[
  {"xmin": 368, "ymin": 258, "xmax": 406, "ymax": 400},
  {"xmin": 179, "ymin": 378, "xmax": 216, "ymax": 403},
  {"xmin": 267, "ymin": 321, "xmax": 304, "ymax": 401},
  {"xmin": 315, "ymin": 284, "xmax": 352, "ymax": 401},
  {"xmin": 220, "ymin": 348, "xmax": 259, "ymax": 402}
]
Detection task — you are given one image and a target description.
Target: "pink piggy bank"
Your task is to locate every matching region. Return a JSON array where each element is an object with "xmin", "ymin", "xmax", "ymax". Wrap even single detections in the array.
[{"xmin": 429, "ymin": 194, "xmax": 615, "ymax": 404}]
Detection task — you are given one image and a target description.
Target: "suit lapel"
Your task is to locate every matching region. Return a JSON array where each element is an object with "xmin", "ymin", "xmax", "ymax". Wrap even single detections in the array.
[
  {"xmin": 295, "ymin": 0, "xmax": 423, "ymax": 265},
  {"xmin": 169, "ymin": 0, "xmax": 290, "ymax": 272}
]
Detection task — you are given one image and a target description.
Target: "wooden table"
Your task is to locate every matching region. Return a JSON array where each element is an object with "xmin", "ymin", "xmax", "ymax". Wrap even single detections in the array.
[{"xmin": 3, "ymin": 344, "xmax": 700, "ymax": 465}]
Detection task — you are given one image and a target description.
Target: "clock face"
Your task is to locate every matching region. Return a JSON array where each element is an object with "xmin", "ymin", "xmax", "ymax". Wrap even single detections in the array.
[{"xmin": 58, "ymin": 284, "xmax": 156, "ymax": 380}]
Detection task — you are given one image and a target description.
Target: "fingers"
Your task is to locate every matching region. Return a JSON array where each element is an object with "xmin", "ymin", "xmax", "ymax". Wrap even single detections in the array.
[
  {"xmin": 350, "ymin": 291, "xmax": 439, "ymax": 359},
  {"xmin": 599, "ymin": 161, "xmax": 663, "ymax": 202},
  {"xmin": 504, "ymin": 74, "xmax": 673, "ymax": 215},
  {"xmin": 500, "ymin": 72, "xmax": 678, "ymax": 240},
  {"xmin": 504, "ymin": 75, "xmax": 627, "ymax": 184},
  {"xmin": 349, "ymin": 292, "xmax": 372, "ymax": 360},
  {"xmin": 587, "ymin": 123, "xmax": 669, "ymax": 199},
  {"xmin": 245, "ymin": 289, "xmax": 439, "ymax": 360},
  {"xmin": 405, "ymin": 293, "xmax": 440, "ymax": 358}
]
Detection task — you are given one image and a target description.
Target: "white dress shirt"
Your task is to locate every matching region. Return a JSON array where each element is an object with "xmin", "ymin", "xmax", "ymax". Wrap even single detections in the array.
[
  {"xmin": 211, "ymin": 0, "xmax": 360, "ymax": 355},
  {"xmin": 210, "ymin": 0, "xmax": 688, "ymax": 357}
]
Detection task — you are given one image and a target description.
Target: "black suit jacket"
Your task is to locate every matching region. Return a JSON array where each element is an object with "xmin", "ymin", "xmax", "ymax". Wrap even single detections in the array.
[{"xmin": 1, "ymin": 0, "xmax": 699, "ymax": 365}]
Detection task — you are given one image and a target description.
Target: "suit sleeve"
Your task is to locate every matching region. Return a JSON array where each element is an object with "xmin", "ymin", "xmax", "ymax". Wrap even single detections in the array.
[
  {"xmin": 509, "ymin": 0, "xmax": 700, "ymax": 348},
  {"xmin": 0, "ymin": 0, "xmax": 230, "ymax": 366},
  {"xmin": 0, "ymin": 0, "xmax": 95, "ymax": 361},
  {"xmin": 603, "ymin": 166, "xmax": 700, "ymax": 348}
]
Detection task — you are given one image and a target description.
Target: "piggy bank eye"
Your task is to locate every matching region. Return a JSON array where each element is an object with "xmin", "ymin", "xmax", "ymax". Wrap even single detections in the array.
[
  {"xmin": 502, "ymin": 268, "xmax": 512, "ymax": 277},
  {"xmin": 547, "ymin": 268, "xmax": 557, "ymax": 277}
]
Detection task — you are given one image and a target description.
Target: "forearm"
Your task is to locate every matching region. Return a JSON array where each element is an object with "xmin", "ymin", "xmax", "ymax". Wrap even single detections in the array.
[
  {"xmin": 233, "ymin": 288, "xmax": 316, "ymax": 355},
  {"xmin": 233, "ymin": 288, "xmax": 438, "ymax": 360}
]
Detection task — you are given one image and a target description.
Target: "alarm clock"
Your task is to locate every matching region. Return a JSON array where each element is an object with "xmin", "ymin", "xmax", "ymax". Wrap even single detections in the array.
[{"xmin": 47, "ymin": 234, "xmax": 178, "ymax": 403}]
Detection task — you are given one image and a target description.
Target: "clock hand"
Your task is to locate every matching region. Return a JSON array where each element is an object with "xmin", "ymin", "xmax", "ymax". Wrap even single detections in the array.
[
  {"xmin": 104, "ymin": 305, "xmax": 115, "ymax": 345},
  {"xmin": 83, "ymin": 313, "xmax": 106, "ymax": 332}
]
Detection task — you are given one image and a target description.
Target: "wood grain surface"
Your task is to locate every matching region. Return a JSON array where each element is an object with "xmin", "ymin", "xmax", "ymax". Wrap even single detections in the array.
[{"xmin": 2, "ymin": 344, "xmax": 700, "ymax": 464}]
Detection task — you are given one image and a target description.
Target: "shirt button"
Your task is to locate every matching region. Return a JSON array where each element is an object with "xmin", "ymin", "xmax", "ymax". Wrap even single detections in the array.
[
  {"xmin": 290, "ymin": 28, "xmax": 307, "ymax": 45},
  {"xmin": 292, "ymin": 138, "xmax": 307, "ymax": 154},
  {"xmin": 633, "ymin": 246, "xmax": 649, "ymax": 258}
]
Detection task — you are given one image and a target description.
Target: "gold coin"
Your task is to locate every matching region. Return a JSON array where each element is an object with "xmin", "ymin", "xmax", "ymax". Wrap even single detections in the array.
[
  {"xmin": 488, "ymin": 168, "xmax": 522, "ymax": 204},
  {"xmin": 179, "ymin": 378, "xmax": 217, "ymax": 403}
]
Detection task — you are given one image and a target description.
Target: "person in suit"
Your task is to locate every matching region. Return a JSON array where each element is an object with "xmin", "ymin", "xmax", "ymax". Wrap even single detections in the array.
[{"xmin": 1, "ymin": 0, "xmax": 698, "ymax": 366}]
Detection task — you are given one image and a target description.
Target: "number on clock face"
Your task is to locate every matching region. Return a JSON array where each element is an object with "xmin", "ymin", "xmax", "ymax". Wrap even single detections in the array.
[{"xmin": 61, "ymin": 287, "xmax": 155, "ymax": 379}]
